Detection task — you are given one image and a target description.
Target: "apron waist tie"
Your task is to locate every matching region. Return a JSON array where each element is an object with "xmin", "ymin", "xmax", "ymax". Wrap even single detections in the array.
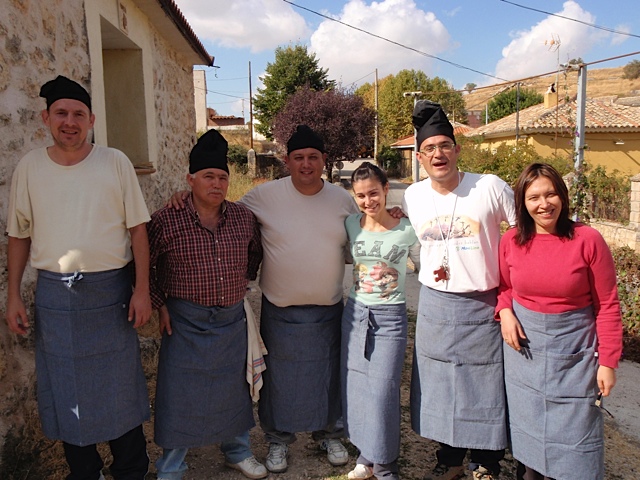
[{"xmin": 60, "ymin": 271, "xmax": 84, "ymax": 288}]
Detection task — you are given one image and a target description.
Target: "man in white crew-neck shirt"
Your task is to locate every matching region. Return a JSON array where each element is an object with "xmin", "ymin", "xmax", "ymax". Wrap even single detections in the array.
[
  {"xmin": 242, "ymin": 125, "xmax": 359, "ymax": 473},
  {"xmin": 402, "ymin": 101, "xmax": 515, "ymax": 480},
  {"xmin": 6, "ymin": 75, "xmax": 151, "ymax": 480}
]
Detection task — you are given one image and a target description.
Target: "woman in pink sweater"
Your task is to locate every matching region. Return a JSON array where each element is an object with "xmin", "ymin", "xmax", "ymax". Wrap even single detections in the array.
[{"xmin": 496, "ymin": 163, "xmax": 622, "ymax": 480}]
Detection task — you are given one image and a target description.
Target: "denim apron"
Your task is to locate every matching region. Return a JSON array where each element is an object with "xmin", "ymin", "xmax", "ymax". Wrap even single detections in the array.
[
  {"xmin": 341, "ymin": 298, "xmax": 407, "ymax": 464},
  {"xmin": 411, "ymin": 286, "xmax": 507, "ymax": 450},
  {"xmin": 505, "ymin": 301, "xmax": 603, "ymax": 480},
  {"xmin": 154, "ymin": 298, "xmax": 254, "ymax": 449},
  {"xmin": 258, "ymin": 296, "xmax": 342, "ymax": 433},
  {"xmin": 35, "ymin": 267, "xmax": 150, "ymax": 446}
]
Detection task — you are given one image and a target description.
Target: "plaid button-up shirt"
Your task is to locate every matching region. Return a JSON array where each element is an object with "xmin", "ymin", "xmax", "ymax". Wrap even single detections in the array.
[{"xmin": 148, "ymin": 194, "xmax": 262, "ymax": 309}]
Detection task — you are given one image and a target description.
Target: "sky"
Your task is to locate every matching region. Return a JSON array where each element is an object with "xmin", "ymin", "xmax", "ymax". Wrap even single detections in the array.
[{"xmin": 172, "ymin": 0, "xmax": 640, "ymax": 118}]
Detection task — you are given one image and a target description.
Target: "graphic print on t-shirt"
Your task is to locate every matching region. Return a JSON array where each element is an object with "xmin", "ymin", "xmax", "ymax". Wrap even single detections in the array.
[
  {"xmin": 352, "ymin": 239, "xmax": 405, "ymax": 299},
  {"xmin": 418, "ymin": 214, "xmax": 480, "ymax": 251},
  {"xmin": 353, "ymin": 261, "xmax": 400, "ymax": 299}
]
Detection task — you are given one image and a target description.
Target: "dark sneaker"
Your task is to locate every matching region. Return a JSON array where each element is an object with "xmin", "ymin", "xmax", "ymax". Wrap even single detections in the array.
[{"xmin": 424, "ymin": 463, "xmax": 465, "ymax": 480}]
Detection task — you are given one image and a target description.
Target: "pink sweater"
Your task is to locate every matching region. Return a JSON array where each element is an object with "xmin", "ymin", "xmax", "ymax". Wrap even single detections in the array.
[{"xmin": 497, "ymin": 224, "xmax": 623, "ymax": 368}]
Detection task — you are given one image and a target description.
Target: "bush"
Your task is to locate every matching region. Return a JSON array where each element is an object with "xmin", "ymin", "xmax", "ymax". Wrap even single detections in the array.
[
  {"xmin": 376, "ymin": 145, "xmax": 403, "ymax": 177},
  {"xmin": 622, "ymin": 60, "xmax": 640, "ymax": 80},
  {"xmin": 227, "ymin": 144, "xmax": 248, "ymax": 166},
  {"xmin": 457, "ymin": 140, "xmax": 572, "ymax": 186},
  {"xmin": 227, "ymin": 144, "xmax": 249, "ymax": 175},
  {"xmin": 612, "ymin": 246, "xmax": 640, "ymax": 337},
  {"xmin": 585, "ymin": 166, "xmax": 631, "ymax": 223}
]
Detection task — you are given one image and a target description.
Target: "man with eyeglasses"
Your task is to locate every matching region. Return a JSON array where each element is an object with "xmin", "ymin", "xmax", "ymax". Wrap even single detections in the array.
[{"xmin": 402, "ymin": 101, "xmax": 515, "ymax": 480}]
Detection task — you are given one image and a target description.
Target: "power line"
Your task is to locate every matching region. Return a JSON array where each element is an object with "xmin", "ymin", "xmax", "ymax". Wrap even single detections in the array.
[
  {"xmin": 207, "ymin": 76, "xmax": 249, "ymax": 82},
  {"xmin": 194, "ymin": 85, "xmax": 249, "ymax": 100},
  {"xmin": 282, "ymin": 0, "xmax": 510, "ymax": 82},
  {"xmin": 499, "ymin": 0, "xmax": 640, "ymax": 39},
  {"xmin": 399, "ymin": 50, "xmax": 640, "ymax": 111},
  {"xmin": 344, "ymin": 70, "xmax": 378, "ymax": 88}
]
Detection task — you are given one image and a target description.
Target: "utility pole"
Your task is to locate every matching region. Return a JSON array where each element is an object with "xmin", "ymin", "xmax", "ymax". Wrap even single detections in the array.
[
  {"xmin": 403, "ymin": 91, "xmax": 423, "ymax": 183},
  {"xmin": 249, "ymin": 61, "xmax": 254, "ymax": 150},
  {"xmin": 515, "ymin": 82, "xmax": 520, "ymax": 142},
  {"xmin": 574, "ymin": 64, "xmax": 587, "ymax": 171},
  {"xmin": 374, "ymin": 68, "xmax": 379, "ymax": 162},
  {"xmin": 561, "ymin": 61, "xmax": 587, "ymax": 220}
]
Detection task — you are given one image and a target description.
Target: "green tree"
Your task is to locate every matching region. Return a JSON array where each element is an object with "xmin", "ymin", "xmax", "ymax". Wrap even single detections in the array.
[
  {"xmin": 272, "ymin": 87, "xmax": 375, "ymax": 181},
  {"xmin": 484, "ymin": 87, "xmax": 543, "ymax": 123},
  {"xmin": 464, "ymin": 82, "xmax": 477, "ymax": 93},
  {"xmin": 253, "ymin": 44, "xmax": 335, "ymax": 139},
  {"xmin": 356, "ymin": 69, "xmax": 466, "ymax": 146},
  {"xmin": 622, "ymin": 60, "xmax": 640, "ymax": 80}
]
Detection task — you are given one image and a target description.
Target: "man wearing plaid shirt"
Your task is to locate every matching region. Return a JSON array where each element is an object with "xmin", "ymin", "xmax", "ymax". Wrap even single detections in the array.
[{"xmin": 148, "ymin": 130, "xmax": 266, "ymax": 480}]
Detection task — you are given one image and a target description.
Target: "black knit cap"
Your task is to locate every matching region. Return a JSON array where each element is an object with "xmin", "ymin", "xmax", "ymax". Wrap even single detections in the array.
[
  {"xmin": 287, "ymin": 124, "xmax": 325, "ymax": 154},
  {"xmin": 189, "ymin": 129, "xmax": 229, "ymax": 174},
  {"xmin": 412, "ymin": 100, "xmax": 455, "ymax": 148},
  {"xmin": 39, "ymin": 75, "xmax": 92, "ymax": 111}
]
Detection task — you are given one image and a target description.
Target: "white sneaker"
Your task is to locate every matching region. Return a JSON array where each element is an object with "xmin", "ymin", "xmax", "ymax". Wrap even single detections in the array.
[
  {"xmin": 266, "ymin": 442, "xmax": 288, "ymax": 473},
  {"xmin": 348, "ymin": 463, "xmax": 374, "ymax": 479},
  {"xmin": 226, "ymin": 455, "xmax": 268, "ymax": 479},
  {"xmin": 320, "ymin": 438, "xmax": 349, "ymax": 466}
]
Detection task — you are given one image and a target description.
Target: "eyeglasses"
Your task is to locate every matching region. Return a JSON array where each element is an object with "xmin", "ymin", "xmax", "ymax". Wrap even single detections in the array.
[{"xmin": 419, "ymin": 143, "xmax": 455, "ymax": 156}]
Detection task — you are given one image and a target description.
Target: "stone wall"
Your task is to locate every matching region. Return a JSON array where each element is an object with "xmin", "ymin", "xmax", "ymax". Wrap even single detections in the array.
[
  {"xmin": 590, "ymin": 174, "xmax": 640, "ymax": 253},
  {"xmin": 0, "ymin": 0, "xmax": 198, "ymax": 457}
]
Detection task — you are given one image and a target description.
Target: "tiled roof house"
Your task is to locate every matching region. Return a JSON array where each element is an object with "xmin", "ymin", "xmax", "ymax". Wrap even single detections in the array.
[{"xmin": 464, "ymin": 92, "xmax": 640, "ymax": 175}]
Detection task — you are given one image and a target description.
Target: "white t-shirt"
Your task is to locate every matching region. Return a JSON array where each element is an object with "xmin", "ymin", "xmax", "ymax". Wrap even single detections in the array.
[
  {"xmin": 402, "ymin": 172, "xmax": 515, "ymax": 293},
  {"xmin": 241, "ymin": 177, "xmax": 359, "ymax": 307},
  {"xmin": 7, "ymin": 145, "xmax": 150, "ymax": 273}
]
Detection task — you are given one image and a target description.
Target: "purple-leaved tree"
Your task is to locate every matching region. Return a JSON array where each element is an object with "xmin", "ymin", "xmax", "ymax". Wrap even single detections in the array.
[{"xmin": 272, "ymin": 86, "xmax": 375, "ymax": 182}]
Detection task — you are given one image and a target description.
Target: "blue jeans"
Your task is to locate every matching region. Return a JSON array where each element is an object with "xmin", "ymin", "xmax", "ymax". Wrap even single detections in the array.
[{"xmin": 155, "ymin": 430, "xmax": 252, "ymax": 479}]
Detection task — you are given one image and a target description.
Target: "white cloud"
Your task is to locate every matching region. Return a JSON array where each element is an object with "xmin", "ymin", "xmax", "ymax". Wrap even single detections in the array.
[
  {"xmin": 494, "ymin": 1, "xmax": 607, "ymax": 82},
  {"xmin": 443, "ymin": 6, "xmax": 462, "ymax": 18},
  {"xmin": 610, "ymin": 25, "xmax": 631, "ymax": 46},
  {"xmin": 173, "ymin": 0, "xmax": 310, "ymax": 53},
  {"xmin": 309, "ymin": 0, "xmax": 453, "ymax": 85}
]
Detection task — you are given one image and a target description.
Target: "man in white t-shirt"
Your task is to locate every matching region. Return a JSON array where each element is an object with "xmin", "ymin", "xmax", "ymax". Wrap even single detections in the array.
[
  {"xmin": 5, "ymin": 75, "xmax": 151, "ymax": 480},
  {"xmin": 402, "ymin": 101, "xmax": 515, "ymax": 480},
  {"xmin": 240, "ymin": 126, "xmax": 359, "ymax": 473}
]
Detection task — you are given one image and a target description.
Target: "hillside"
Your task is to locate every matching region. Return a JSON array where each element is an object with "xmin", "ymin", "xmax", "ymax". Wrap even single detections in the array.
[{"xmin": 464, "ymin": 66, "xmax": 640, "ymax": 113}]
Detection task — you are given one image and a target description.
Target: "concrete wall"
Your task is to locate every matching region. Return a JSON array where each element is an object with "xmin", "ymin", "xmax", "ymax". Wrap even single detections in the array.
[{"xmin": 0, "ymin": 0, "xmax": 202, "ymax": 453}]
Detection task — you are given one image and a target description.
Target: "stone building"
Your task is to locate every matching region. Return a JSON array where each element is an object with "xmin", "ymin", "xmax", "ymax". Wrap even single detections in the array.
[{"xmin": 0, "ymin": 0, "xmax": 212, "ymax": 459}]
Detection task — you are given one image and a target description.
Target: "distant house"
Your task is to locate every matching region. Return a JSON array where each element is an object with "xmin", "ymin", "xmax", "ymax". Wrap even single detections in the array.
[
  {"xmin": 466, "ymin": 110, "xmax": 484, "ymax": 128},
  {"xmin": 208, "ymin": 110, "xmax": 247, "ymax": 130},
  {"xmin": 465, "ymin": 92, "xmax": 640, "ymax": 175}
]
